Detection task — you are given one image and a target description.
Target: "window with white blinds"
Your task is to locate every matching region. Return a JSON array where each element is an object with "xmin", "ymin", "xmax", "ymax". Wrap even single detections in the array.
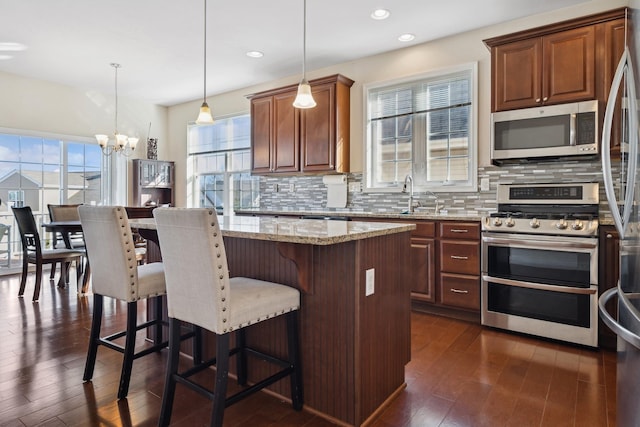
[{"xmin": 365, "ymin": 63, "xmax": 477, "ymax": 192}]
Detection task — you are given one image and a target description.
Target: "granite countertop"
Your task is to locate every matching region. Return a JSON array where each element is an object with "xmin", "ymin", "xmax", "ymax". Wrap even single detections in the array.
[
  {"xmin": 234, "ymin": 208, "xmax": 484, "ymax": 222},
  {"xmin": 129, "ymin": 216, "xmax": 415, "ymax": 245}
]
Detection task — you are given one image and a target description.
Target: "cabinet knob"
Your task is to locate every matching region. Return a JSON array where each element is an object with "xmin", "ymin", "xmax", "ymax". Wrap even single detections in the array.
[
  {"xmin": 543, "ymin": 97, "xmax": 548, "ymax": 102},
  {"xmin": 535, "ymin": 98, "xmax": 541, "ymax": 103},
  {"xmin": 607, "ymin": 234, "xmax": 614, "ymax": 239}
]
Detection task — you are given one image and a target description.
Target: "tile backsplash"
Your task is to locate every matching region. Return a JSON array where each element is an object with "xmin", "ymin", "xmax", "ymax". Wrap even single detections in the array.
[{"xmin": 256, "ymin": 158, "xmax": 615, "ymax": 218}]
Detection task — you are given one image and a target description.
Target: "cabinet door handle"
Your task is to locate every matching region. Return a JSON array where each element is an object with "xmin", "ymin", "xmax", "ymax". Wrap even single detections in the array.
[
  {"xmin": 607, "ymin": 234, "xmax": 614, "ymax": 239},
  {"xmin": 543, "ymin": 96, "xmax": 548, "ymax": 102},
  {"xmin": 450, "ymin": 229, "xmax": 469, "ymax": 233},
  {"xmin": 535, "ymin": 98, "xmax": 541, "ymax": 103},
  {"xmin": 450, "ymin": 288, "xmax": 469, "ymax": 294},
  {"xmin": 450, "ymin": 255, "xmax": 469, "ymax": 260}
]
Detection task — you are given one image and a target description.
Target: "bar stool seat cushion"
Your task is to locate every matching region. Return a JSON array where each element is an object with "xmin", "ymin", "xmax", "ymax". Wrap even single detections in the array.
[{"xmin": 136, "ymin": 262, "xmax": 166, "ymax": 299}]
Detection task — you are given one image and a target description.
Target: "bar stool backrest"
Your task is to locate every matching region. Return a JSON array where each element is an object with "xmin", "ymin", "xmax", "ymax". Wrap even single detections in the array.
[
  {"xmin": 78, "ymin": 206, "xmax": 140, "ymax": 301},
  {"xmin": 153, "ymin": 207, "xmax": 231, "ymax": 334}
]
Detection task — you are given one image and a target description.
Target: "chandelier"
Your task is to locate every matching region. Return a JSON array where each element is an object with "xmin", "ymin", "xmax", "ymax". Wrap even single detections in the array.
[{"xmin": 95, "ymin": 63, "xmax": 138, "ymax": 156}]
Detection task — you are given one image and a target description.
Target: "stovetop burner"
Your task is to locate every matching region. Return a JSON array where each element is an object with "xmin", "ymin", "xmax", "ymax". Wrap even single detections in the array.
[{"xmin": 483, "ymin": 182, "xmax": 600, "ymax": 237}]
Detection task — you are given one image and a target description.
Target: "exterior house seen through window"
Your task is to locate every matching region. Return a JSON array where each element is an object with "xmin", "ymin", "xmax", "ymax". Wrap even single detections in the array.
[{"xmin": 365, "ymin": 63, "xmax": 477, "ymax": 192}]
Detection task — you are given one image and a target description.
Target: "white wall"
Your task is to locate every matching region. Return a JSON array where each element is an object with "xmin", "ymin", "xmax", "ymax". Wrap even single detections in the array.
[{"xmin": 167, "ymin": 0, "xmax": 626, "ymax": 207}]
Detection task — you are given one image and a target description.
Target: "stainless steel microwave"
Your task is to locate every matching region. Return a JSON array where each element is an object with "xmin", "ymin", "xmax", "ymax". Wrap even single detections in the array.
[{"xmin": 491, "ymin": 100, "xmax": 599, "ymax": 164}]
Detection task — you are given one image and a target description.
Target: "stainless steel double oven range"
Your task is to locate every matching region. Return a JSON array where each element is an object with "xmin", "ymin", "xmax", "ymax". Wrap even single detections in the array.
[{"xmin": 481, "ymin": 182, "xmax": 599, "ymax": 347}]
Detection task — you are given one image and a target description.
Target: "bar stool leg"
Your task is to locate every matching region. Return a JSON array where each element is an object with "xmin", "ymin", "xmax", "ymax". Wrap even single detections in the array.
[
  {"xmin": 211, "ymin": 333, "xmax": 231, "ymax": 427},
  {"xmin": 117, "ymin": 302, "xmax": 138, "ymax": 400},
  {"xmin": 236, "ymin": 328, "xmax": 247, "ymax": 386},
  {"xmin": 287, "ymin": 311, "xmax": 303, "ymax": 411},
  {"xmin": 158, "ymin": 318, "xmax": 182, "ymax": 427},
  {"xmin": 84, "ymin": 294, "xmax": 104, "ymax": 381}
]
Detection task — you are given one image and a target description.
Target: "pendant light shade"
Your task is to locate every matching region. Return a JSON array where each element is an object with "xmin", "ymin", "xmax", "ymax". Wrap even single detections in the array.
[
  {"xmin": 293, "ymin": 0, "xmax": 316, "ymax": 109},
  {"xmin": 196, "ymin": 0, "xmax": 214, "ymax": 124}
]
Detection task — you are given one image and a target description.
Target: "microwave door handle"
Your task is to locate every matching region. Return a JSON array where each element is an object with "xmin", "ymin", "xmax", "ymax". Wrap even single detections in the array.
[
  {"xmin": 623, "ymin": 47, "xmax": 639, "ymax": 232},
  {"xmin": 602, "ymin": 47, "xmax": 630, "ymax": 238},
  {"xmin": 569, "ymin": 113, "xmax": 576, "ymax": 146}
]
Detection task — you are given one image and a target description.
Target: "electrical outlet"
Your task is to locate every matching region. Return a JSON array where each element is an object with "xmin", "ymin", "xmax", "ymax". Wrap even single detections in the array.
[
  {"xmin": 366, "ymin": 268, "xmax": 375, "ymax": 296},
  {"xmin": 348, "ymin": 182, "xmax": 362, "ymax": 192},
  {"xmin": 480, "ymin": 177, "xmax": 490, "ymax": 192}
]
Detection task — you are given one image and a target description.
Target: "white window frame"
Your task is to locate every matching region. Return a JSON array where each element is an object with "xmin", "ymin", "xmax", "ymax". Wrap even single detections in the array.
[{"xmin": 363, "ymin": 62, "xmax": 478, "ymax": 193}]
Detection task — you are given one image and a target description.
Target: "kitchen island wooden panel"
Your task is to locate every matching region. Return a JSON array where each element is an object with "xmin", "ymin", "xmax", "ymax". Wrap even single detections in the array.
[
  {"xmin": 219, "ymin": 231, "xmax": 411, "ymax": 426},
  {"xmin": 134, "ymin": 217, "xmax": 413, "ymax": 426}
]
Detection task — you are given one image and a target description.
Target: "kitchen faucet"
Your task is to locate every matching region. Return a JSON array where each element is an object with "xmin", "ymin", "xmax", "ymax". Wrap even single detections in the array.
[
  {"xmin": 402, "ymin": 174, "xmax": 442, "ymax": 214},
  {"xmin": 402, "ymin": 174, "xmax": 415, "ymax": 213}
]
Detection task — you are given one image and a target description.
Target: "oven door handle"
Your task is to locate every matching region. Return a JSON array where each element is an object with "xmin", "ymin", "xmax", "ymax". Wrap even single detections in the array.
[
  {"xmin": 483, "ymin": 275, "xmax": 597, "ymax": 295},
  {"xmin": 599, "ymin": 287, "xmax": 640, "ymax": 349},
  {"xmin": 482, "ymin": 235, "xmax": 597, "ymax": 251}
]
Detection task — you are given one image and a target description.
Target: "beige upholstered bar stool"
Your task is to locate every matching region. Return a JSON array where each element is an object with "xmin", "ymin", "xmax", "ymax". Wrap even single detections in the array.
[
  {"xmin": 153, "ymin": 207, "xmax": 303, "ymax": 427},
  {"xmin": 78, "ymin": 205, "xmax": 169, "ymax": 400}
]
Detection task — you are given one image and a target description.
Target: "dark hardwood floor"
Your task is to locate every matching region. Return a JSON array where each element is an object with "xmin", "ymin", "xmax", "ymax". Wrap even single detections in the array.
[{"xmin": 0, "ymin": 271, "xmax": 616, "ymax": 426}]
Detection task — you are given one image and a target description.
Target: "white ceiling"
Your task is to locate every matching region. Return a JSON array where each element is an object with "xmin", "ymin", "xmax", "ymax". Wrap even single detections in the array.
[{"xmin": 0, "ymin": 0, "xmax": 588, "ymax": 107}]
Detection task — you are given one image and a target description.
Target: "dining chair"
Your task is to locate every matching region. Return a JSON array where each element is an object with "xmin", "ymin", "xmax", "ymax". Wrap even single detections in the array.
[
  {"xmin": 47, "ymin": 204, "xmax": 86, "ymax": 279},
  {"xmin": 153, "ymin": 207, "xmax": 303, "ymax": 427},
  {"xmin": 78, "ymin": 205, "xmax": 170, "ymax": 400},
  {"xmin": 11, "ymin": 206, "xmax": 84, "ymax": 301}
]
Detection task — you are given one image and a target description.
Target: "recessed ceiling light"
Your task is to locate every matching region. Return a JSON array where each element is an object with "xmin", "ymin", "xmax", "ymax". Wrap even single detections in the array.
[
  {"xmin": 371, "ymin": 9, "xmax": 390, "ymax": 20},
  {"xmin": 246, "ymin": 51, "xmax": 264, "ymax": 58},
  {"xmin": 0, "ymin": 54, "xmax": 13, "ymax": 60},
  {"xmin": 398, "ymin": 33, "xmax": 415, "ymax": 42},
  {"xmin": 0, "ymin": 42, "xmax": 27, "ymax": 51}
]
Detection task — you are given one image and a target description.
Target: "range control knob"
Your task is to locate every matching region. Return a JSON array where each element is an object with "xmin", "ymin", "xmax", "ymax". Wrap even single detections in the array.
[
  {"xmin": 530, "ymin": 218, "xmax": 540, "ymax": 229},
  {"xmin": 572, "ymin": 220, "xmax": 584, "ymax": 231},
  {"xmin": 505, "ymin": 217, "xmax": 516, "ymax": 227},
  {"xmin": 556, "ymin": 219, "xmax": 568, "ymax": 230},
  {"xmin": 492, "ymin": 218, "xmax": 503, "ymax": 227}
]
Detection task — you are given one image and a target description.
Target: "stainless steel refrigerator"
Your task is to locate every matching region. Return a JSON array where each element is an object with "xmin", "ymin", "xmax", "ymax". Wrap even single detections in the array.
[{"xmin": 600, "ymin": 5, "xmax": 640, "ymax": 427}]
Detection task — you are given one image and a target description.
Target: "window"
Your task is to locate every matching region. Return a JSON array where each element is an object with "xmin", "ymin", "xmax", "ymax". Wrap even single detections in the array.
[
  {"xmin": 188, "ymin": 115, "xmax": 259, "ymax": 215},
  {"xmin": 365, "ymin": 63, "xmax": 477, "ymax": 192},
  {"xmin": 0, "ymin": 130, "xmax": 104, "ymax": 269}
]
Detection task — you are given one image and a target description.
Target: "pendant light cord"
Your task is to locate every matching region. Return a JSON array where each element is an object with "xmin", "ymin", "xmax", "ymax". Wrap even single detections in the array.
[
  {"xmin": 302, "ymin": 0, "xmax": 307, "ymax": 79},
  {"xmin": 203, "ymin": 0, "xmax": 207, "ymax": 103},
  {"xmin": 112, "ymin": 63, "xmax": 120, "ymax": 134}
]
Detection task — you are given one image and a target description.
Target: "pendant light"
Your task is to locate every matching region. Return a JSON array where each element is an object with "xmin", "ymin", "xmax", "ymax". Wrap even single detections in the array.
[
  {"xmin": 293, "ymin": 0, "xmax": 316, "ymax": 109},
  {"xmin": 95, "ymin": 63, "xmax": 138, "ymax": 156},
  {"xmin": 196, "ymin": 0, "xmax": 214, "ymax": 124}
]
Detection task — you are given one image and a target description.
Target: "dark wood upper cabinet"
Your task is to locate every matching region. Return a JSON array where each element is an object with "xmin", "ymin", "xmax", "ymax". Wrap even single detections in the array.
[
  {"xmin": 485, "ymin": 7, "xmax": 626, "ymax": 113},
  {"xmin": 131, "ymin": 159, "xmax": 175, "ymax": 207},
  {"xmin": 250, "ymin": 74, "xmax": 353, "ymax": 174}
]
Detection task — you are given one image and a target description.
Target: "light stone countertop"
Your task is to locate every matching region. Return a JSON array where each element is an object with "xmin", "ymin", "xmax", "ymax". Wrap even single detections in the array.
[
  {"xmin": 129, "ymin": 215, "xmax": 415, "ymax": 246},
  {"xmin": 234, "ymin": 208, "xmax": 484, "ymax": 222}
]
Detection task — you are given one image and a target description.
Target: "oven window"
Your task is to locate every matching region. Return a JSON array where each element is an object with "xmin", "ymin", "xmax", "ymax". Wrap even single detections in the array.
[
  {"xmin": 487, "ymin": 246, "xmax": 591, "ymax": 287},
  {"xmin": 487, "ymin": 282, "xmax": 591, "ymax": 328}
]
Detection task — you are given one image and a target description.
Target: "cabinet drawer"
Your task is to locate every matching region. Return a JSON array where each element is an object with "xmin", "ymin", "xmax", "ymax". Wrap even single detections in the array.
[
  {"xmin": 439, "ymin": 222, "xmax": 480, "ymax": 239},
  {"xmin": 412, "ymin": 221, "xmax": 436, "ymax": 238},
  {"xmin": 440, "ymin": 273, "xmax": 480, "ymax": 311},
  {"xmin": 440, "ymin": 240, "xmax": 479, "ymax": 275}
]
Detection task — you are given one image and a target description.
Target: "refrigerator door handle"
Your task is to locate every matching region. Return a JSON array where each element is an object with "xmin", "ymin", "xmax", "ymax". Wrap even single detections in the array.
[
  {"xmin": 602, "ymin": 47, "xmax": 638, "ymax": 239},
  {"xmin": 599, "ymin": 287, "xmax": 640, "ymax": 349}
]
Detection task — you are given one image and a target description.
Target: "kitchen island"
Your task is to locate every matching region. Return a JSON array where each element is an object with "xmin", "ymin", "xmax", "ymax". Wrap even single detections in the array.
[{"xmin": 131, "ymin": 216, "xmax": 415, "ymax": 426}]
